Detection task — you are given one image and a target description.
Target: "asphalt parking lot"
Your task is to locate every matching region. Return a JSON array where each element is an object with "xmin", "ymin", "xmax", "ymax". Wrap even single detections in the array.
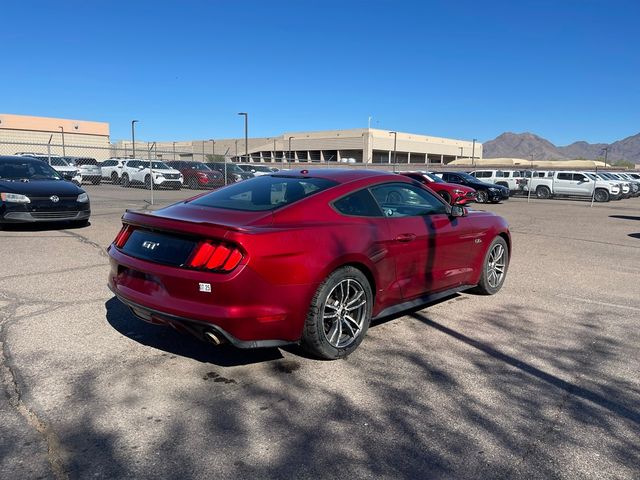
[{"xmin": 1, "ymin": 184, "xmax": 639, "ymax": 479}]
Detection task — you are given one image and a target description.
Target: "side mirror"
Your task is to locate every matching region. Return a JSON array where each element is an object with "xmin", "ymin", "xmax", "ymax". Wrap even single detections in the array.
[
  {"xmin": 138, "ymin": 165, "xmax": 145, "ymax": 170},
  {"xmin": 450, "ymin": 205, "xmax": 467, "ymax": 218}
]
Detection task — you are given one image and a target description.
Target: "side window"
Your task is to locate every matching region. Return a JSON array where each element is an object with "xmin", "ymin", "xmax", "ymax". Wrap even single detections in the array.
[
  {"xmin": 496, "ymin": 171, "xmax": 504, "ymax": 178},
  {"xmin": 370, "ymin": 183, "xmax": 448, "ymax": 218},
  {"xmin": 573, "ymin": 174, "xmax": 588, "ymax": 182},
  {"xmin": 333, "ymin": 189, "xmax": 383, "ymax": 217},
  {"xmin": 557, "ymin": 173, "xmax": 572, "ymax": 181}
]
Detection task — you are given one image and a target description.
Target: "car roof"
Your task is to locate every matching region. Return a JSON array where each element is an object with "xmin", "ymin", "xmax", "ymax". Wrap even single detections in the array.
[
  {"xmin": 274, "ymin": 168, "xmax": 395, "ymax": 184},
  {"xmin": 0, "ymin": 155, "xmax": 45, "ymax": 163}
]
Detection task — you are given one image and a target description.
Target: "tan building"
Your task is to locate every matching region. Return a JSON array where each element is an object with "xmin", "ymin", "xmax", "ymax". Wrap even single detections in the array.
[
  {"xmin": 139, "ymin": 128, "xmax": 481, "ymax": 164},
  {"xmin": 0, "ymin": 113, "xmax": 111, "ymax": 159}
]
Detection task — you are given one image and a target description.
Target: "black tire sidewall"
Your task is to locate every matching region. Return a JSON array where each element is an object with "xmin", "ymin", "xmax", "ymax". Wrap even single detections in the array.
[
  {"xmin": 477, "ymin": 190, "xmax": 488, "ymax": 203},
  {"xmin": 439, "ymin": 191, "xmax": 452, "ymax": 204},
  {"xmin": 302, "ymin": 266, "xmax": 373, "ymax": 359}
]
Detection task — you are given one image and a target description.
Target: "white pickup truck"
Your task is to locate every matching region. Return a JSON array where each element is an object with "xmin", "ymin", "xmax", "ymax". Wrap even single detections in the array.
[{"xmin": 529, "ymin": 171, "xmax": 621, "ymax": 202}]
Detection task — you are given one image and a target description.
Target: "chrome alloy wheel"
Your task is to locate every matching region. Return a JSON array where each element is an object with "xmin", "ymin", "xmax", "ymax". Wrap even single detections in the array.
[
  {"xmin": 486, "ymin": 243, "xmax": 506, "ymax": 288},
  {"xmin": 322, "ymin": 278, "xmax": 368, "ymax": 349}
]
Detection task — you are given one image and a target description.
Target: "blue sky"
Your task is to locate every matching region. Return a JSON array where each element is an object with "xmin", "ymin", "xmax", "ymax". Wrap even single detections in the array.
[{"xmin": 2, "ymin": 0, "xmax": 639, "ymax": 144}]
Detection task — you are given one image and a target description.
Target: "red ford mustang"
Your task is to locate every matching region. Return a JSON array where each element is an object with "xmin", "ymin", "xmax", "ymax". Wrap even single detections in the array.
[
  {"xmin": 400, "ymin": 171, "xmax": 477, "ymax": 205},
  {"xmin": 108, "ymin": 169, "xmax": 510, "ymax": 359}
]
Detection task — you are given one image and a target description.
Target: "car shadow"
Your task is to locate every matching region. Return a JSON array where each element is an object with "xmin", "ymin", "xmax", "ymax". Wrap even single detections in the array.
[
  {"xmin": 610, "ymin": 215, "xmax": 640, "ymax": 221},
  {"xmin": 104, "ymin": 297, "xmax": 284, "ymax": 366},
  {"xmin": 0, "ymin": 221, "xmax": 90, "ymax": 232},
  {"xmin": 629, "ymin": 233, "xmax": 640, "ymax": 240}
]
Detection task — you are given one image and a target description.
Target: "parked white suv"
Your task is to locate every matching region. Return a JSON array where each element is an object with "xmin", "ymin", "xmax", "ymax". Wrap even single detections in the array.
[
  {"xmin": 17, "ymin": 153, "xmax": 82, "ymax": 185},
  {"xmin": 101, "ymin": 158, "xmax": 128, "ymax": 184},
  {"xmin": 120, "ymin": 160, "xmax": 183, "ymax": 189}
]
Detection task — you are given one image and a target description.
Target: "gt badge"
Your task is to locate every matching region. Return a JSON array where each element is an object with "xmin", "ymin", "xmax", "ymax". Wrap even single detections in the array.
[{"xmin": 199, "ymin": 282, "xmax": 212, "ymax": 293}]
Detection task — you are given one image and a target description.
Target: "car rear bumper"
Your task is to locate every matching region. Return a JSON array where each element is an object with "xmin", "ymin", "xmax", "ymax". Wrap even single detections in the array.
[{"xmin": 107, "ymin": 246, "xmax": 315, "ymax": 345}]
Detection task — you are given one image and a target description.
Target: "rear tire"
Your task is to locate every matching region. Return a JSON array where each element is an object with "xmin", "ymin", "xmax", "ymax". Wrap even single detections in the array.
[
  {"xmin": 111, "ymin": 172, "xmax": 119, "ymax": 185},
  {"xmin": 121, "ymin": 174, "xmax": 130, "ymax": 188},
  {"xmin": 144, "ymin": 175, "xmax": 152, "ymax": 190},
  {"xmin": 594, "ymin": 188, "xmax": 610, "ymax": 202},
  {"xmin": 188, "ymin": 177, "xmax": 199, "ymax": 189},
  {"xmin": 91, "ymin": 179, "xmax": 101, "ymax": 185},
  {"xmin": 536, "ymin": 185, "xmax": 551, "ymax": 199},
  {"xmin": 471, "ymin": 236, "xmax": 509, "ymax": 295},
  {"xmin": 301, "ymin": 266, "xmax": 372, "ymax": 360}
]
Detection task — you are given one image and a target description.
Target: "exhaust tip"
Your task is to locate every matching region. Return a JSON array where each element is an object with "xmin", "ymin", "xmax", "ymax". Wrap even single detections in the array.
[{"xmin": 204, "ymin": 330, "xmax": 224, "ymax": 346}]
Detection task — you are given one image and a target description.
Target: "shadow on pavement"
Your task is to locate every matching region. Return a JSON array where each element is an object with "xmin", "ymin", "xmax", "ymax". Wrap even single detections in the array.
[{"xmin": 104, "ymin": 297, "xmax": 283, "ymax": 366}]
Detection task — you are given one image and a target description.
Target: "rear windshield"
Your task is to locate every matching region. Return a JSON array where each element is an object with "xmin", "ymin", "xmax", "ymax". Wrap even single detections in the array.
[
  {"xmin": 73, "ymin": 158, "xmax": 98, "ymax": 166},
  {"xmin": 191, "ymin": 175, "xmax": 338, "ymax": 211}
]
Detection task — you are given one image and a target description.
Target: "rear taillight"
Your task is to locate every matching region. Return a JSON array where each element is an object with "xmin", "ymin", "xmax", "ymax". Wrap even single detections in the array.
[
  {"xmin": 113, "ymin": 224, "xmax": 133, "ymax": 248},
  {"xmin": 187, "ymin": 241, "xmax": 244, "ymax": 272}
]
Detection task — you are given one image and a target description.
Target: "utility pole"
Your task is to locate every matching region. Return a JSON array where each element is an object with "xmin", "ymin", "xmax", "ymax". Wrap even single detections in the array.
[
  {"xmin": 602, "ymin": 147, "xmax": 609, "ymax": 168},
  {"xmin": 288, "ymin": 136, "xmax": 295, "ymax": 166},
  {"xmin": 238, "ymin": 112, "xmax": 248, "ymax": 162},
  {"xmin": 58, "ymin": 126, "xmax": 66, "ymax": 156},
  {"xmin": 390, "ymin": 131, "xmax": 397, "ymax": 164},
  {"xmin": 131, "ymin": 120, "xmax": 139, "ymax": 159},
  {"xmin": 471, "ymin": 138, "xmax": 477, "ymax": 168}
]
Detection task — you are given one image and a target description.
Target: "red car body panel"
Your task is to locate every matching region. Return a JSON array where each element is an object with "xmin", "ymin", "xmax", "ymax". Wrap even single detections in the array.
[
  {"xmin": 400, "ymin": 171, "xmax": 477, "ymax": 205},
  {"xmin": 108, "ymin": 169, "xmax": 510, "ymax": 347}
]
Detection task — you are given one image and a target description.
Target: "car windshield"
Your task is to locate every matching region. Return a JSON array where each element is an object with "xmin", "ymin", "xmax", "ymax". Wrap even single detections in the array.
[
  {"xmin": 50, "ymin": 157, "xmax": 70, "ymax": 167},
  {"xmin": 585, "ymin": 173, "xmax": 597, "ymax": 180},
  {"xmin": 424, "ymin": 172, "xmax": 444, "ymax": 183},
  {"xmin": 0, "ymin": 159, "xmax": 62, "ymax": 180},
  {"xmin": 191, "ymin": 175, "xmax": 338, "ymax": 211},
  {"xmin": 150, "ymin": 162, "xmax": 170, "ymax": 169},
  {"xmin": 191, "ymin": 163, "xmax": 211, "ymax": 171},
  {"xmin": 456, "ymin": 172, "xmax": 477, "ymax": 182}
]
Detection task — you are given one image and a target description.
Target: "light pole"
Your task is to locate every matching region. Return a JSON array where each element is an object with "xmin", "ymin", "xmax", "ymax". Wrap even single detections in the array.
[
  {"xmin": 390, "ymin": 131, "xmax": 397, "ymax": 164},
  {"xmin": 459, "ymin": 146, "xmax": 463, "ymax": 159},
  {"xmin": 288, "ymin": 136, "xmax": 295, "ymax": 165},
  {"xmin": 528, "ymin": 154, "xmax": 534, "ymax": 203},
  {"xmin": 471, "ymin": 138, "xmax": 477, "ymax": 168},
  {"xmin": 172, "ymin": 141, "xmax": 176, "ymax": 161},
  {"xmin": 602, "ymin": 147, "xmax": 609, "ymax": 168},
  {"xmin": 210, "ymin": 139, "xmax": 215, "ymax": 161},
  {"xmin": 58, "ymin": 126, "xmax": 66, "ymax": 156},
  {"xmin": 235, "ymin": 140, "xmax": 238, "ymax": 160},
  {"xmin": 273, "ymin": 138, "xmax": 277, "ymax": 163},
  {"xmin": 238, "ymin": 112, "xmax": 248, "ymax": 162},
  {"xmin": 131, "ymin": 120, "xmax": 139, "ymax": 159},
  {"xmin": 201, "ymin": 141, "xmax": 205, "ymax": 161}
]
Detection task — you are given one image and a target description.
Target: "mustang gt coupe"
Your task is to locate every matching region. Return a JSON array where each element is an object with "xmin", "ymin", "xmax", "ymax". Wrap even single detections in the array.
[{"xmin": 108, "ymin": 169, "xmax": 510, "ymax": 359}]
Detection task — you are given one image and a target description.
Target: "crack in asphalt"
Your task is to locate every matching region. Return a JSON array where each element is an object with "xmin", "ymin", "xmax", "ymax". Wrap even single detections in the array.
[
  {"xmin": 0, "ymin": 290, "xmax": 69, "ymax": 480},
  {"xmin": 58, "ymin": 230, "xmax": 108, "ymax": 258},
  {"xmin": 0, "ymin": 263, "xmax": 106, "ymax": 281}
]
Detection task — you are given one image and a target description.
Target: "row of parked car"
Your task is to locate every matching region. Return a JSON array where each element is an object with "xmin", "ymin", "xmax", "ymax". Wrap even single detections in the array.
[
  {"xmin": 13, "ymin": 153, "xmax": 280, "ymax": 190},
  {"xmin": 466, "ymin": 169, "xmax": 640, "ymax": 202}
]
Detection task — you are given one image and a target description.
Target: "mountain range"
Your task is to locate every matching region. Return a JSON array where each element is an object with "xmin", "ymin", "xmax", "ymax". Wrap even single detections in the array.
[{"xmin": 483, "ymin": 132, "xmax": 640, "ymax": 164}]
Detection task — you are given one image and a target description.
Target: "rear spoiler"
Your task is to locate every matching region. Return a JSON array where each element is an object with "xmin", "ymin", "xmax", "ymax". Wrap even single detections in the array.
[{"xmin": 122, "ymin": 209, "xmax": 247, "ymax": 235}]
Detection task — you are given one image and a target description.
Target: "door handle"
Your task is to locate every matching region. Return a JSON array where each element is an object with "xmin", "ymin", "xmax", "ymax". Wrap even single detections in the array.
[{"xmin": 395, "ymin": 233, "xmax": 416, "ymax": 243}]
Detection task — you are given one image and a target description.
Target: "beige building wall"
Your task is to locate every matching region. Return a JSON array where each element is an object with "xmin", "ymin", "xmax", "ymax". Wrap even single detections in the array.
[{"xmin": 0, "ymin": 113, "xmax": 111, "ymax": 159}]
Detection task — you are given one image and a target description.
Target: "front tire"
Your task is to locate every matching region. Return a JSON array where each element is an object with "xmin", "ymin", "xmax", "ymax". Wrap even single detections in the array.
[
  {"xmin": 91, "ymin": 179, "xmax": 101, "ymax": 185},
  {"xmin": 111, "ymin": 172, "xmax": 120, "ymax": 185},
  {"xmin": 476, "ymin": 190, "xmax": 488, "ymax": 203},
  {"xmin": 472, "ymin": 237, "xmax": 509, "ymax": 295},
  {"xmin": 301, "ymin": 266, "xmax": 372, "ymax": 360},
  {"xmin": 144, "ymin": 175, "xmax": 152, "ymax": 189},
  {"xmin": 121, "ymin": 174, "xmax": 130, "ymax": 188}
]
